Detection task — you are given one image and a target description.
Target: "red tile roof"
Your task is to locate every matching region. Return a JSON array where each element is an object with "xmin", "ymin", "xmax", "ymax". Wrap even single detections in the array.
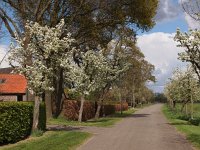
[{"xmin": 0, "ymin": 74, "xmax": 27, "ymax": 94}]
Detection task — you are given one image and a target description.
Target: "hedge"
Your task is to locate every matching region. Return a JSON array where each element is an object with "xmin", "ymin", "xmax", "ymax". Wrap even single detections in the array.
[
  {"xmin": 62, "ymin": 100, "xmax": 129, "ymax": 121},
  {"xmin": 115, "ymin": 103, "xmax": 129, "ymax": 112},
  {"xmin": 101, "ymin": 104, "xmax": 115, "ymax": 116},
  {"xmin": 189, "ymin": 118, "xmax": 200, "ymax": 126},
  {"xmin": 62, "ymin": 100, "xmax": 95, "ymax": 121},
  {"xmin": 0, "ymin": 102, "xmax": 46, "ymax": 145}
]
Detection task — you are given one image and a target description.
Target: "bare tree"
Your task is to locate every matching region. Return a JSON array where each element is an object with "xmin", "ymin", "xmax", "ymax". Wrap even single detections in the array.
[{"xmin": 181, "ymin": 0, "xmax": 200, "ymax": 21}]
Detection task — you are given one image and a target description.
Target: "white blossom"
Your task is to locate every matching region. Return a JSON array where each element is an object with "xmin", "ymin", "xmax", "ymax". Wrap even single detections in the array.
[{"xmin": 9, "ymin": 19, "xmax": 77, "ymax": 96}]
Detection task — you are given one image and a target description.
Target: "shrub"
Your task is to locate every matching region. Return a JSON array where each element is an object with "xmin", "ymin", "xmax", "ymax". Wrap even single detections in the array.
[
  {"xmin": 189, "ymin": 118, "xmax": 200, "ymax": 126},
  {"xmin": 62, "ymin": 100, "xmax": 79, "ymax": 121},
  {"xmin": 62, "ymin": 100, "xmax": 128, "ymax": 121},
  {"xmin": 62, "ymin": 100, "xmax": 95, "ymax": 121},
  {"xmin": 81, "ymin": 101, "xmax": 95, "ymax": 121},
  {"xmin": 177, "ymin": 115, "xmax": 190, "ymax": 121},
  {"xmin": 0, "ymin": 101, "xmax": 46, "ymax": 144},
  {"xmin": 115, "ymin": 103, "xmax": 128, "ymax": 111},
  {"xmin": 102, "ymin": 105, "xmax": 115, "ymax": 116}
]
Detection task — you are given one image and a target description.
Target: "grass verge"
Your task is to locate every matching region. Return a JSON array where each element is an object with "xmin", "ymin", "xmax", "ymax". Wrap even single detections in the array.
[
  {"xmin": 0, "ymin": 131, "xmax": 90, "ymax": 150},
  {"xmin": 48, "ymin": 108, "xmax": 135, "ymax": 127},
  {"xmin": 163, "ymin": 104, "xmax": 200, "ymax": 150}
]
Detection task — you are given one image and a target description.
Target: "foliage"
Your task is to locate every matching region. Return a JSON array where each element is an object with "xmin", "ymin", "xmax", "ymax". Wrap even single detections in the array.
[
  {"xmin": 114, "ymin": 103, "xmax": 129, "ymax": 112},
  {"xmin": 0, "ymin": 0, "xmax": 158, "ymax": 48},
  {"xmin": 154, "ymin": 93, "xmax": 167, "ymax": 103},
  {"xmin": 0, "ymin": 102, "xmax": 32, "ymax": 144},
  {"xmin": 48, "ymin": 108, "xmax": 135, "ymax": 127},
  {"xmin": 62, "ymin": 100, "xmax": 95, "ymax": 121},
  {"xmin": 1, "ymin": 131, "xmax": 91, "ymax": 150},
  {"xmin": 0, "ymin": 0, "xmax": 158, "ymax": 119},
  {"xmin": 31, "ymin": 129, "xmax": 44, "ymax": 137},
  {"xmin": 0, "ymin": 102, "xmax": 46, "ymax": 144},
  {"xmin": 61, "ymin": 100, "xmax": 128, "ymax": 121},
  {"xmin": 67, "ymin": 48, "xmax": 130, "ymax": 121},
  {"xmin": 9, "ymin": 19, "xmax": 76, "ymax": 96},
  {"xmin": 175, "ymin": 29, "xmax": 200, "ymax": 81},
  {"xmin": 163, "ymin": 103, "xmax": 200, "ymax": 126},
  {"xmin": 164, "ymin": 66, "xmax": 200, "ymax": 106},
  {"xmin": 102, "ymin": 105, "xmax": 116, "ymax": 116},
  {"xmin": 106, "ymin": 38, "xmax": 155, "ymax": 106}
]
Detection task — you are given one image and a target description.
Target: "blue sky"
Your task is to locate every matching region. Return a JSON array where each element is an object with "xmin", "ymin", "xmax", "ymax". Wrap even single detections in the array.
[
  {"xmin": 0, "ymin": 0, "xmax": 198, "ymax": 93},
  {"xmin": 137, "ymin": 0, "xmax": 199, "ymax": 93}
]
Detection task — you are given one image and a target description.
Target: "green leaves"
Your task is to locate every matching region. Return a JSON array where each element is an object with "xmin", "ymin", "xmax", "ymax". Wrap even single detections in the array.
[
  {"xmin": 0, "ymin": 102, "xmax": 46, "ymax": 144},
  {"xmin": 164, "ymin": 66, "xmax": 199, "ymax": 103}
]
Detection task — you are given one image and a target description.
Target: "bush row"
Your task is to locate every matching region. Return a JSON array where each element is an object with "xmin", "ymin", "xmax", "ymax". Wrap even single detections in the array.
[
  {"xmin": 0, "ymin": 102, "xmax": 46, "ymax": 145},
  {"xmin": 177, "ymin": 113, "xmax": 200, "ymax": 126},
  {"xmin": 62, "ymin": 100, "xmax": 95, "ymax": 121},
  {"xmin": 62, "ymin": 100, "xmax": 128, "ymax": 121},
  {"xmin": 115, "ymin": 103, "xmax": 129, "ymax": 112}
]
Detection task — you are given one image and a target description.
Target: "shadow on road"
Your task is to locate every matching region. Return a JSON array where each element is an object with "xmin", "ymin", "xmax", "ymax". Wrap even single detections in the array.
[
  {"xmin": 130, "ymin": 113, "xmax": 151, "ymax": 118},
  {"xmin": 167, "ymin": 122, "xmax": 189, "ymax": 126},
  {"xmin": 47, "ymin": 125, "xmax": 83, "ymax": 131}
]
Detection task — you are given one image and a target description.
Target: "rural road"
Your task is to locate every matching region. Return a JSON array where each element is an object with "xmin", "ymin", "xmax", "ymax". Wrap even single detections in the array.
[{"xmin": 77, "ymin": 103, "xmax": 194, "ymax": 150}]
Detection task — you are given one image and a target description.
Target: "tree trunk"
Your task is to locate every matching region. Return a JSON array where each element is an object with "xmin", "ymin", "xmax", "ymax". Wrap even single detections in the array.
[
  {"xmin": 52, "ymin": 68, "xmax": 64, "ymax": 118},
  {"xmin": 102, "ymin": 102, "xmax": 105, "ymax": 117},
  {"xmin": 173, "ymin": 100, "xmax": 176, "ymax": 109},
  {"xmin": 45, "ymin": 90, "xmax": 52, "ymax": 120},
  {"xmin": 132, "ymin": 87, "xmax": 135, "ymax": 108},
  {"xmin": 32, "ymin": 96, "xmax": 40, "ymax": 131},
  {"xmin": 132, "ymin": 92, "xmax": 135, "ymax": 108},
  {"xmin": 191, "ymin": 94, "xmax": 194, "ymax": 119},
  {"xmin": 95, "ymin": 100, "xmax": 103, "ymax": 120},
  {"xmin": 78, "ymin": 95, "xmax": 85, "ymax": 122},
  {"xmin": 119, "ymin": 92, "xmax": 122, "ymax": 115},
  {"xmin": 185, "ymin": 103, "xmax": 188, "ymax": 115}
]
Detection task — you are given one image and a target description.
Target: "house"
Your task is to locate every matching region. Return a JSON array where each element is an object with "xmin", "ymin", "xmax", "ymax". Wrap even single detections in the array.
[{"xmin": 0, "ymin": 67, "xmax": 27, "ymax": 101}]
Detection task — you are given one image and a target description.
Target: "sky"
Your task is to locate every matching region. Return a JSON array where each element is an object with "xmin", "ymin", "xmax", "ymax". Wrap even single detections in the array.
[
  {"xmin": 137, "ymin": 0, "xmax": 200, "ymax": 93},
  {"xmin": 0, "ymin": 0, "xmax": 199, "ymax": 93}
]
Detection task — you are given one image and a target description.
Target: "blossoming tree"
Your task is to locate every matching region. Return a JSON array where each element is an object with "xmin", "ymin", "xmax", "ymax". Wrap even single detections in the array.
[
  {"xmin": 164, "ymin": 66, "xmax": 200, "ymax": 118},
  {"xmin": 174, "ymin": 29, "xmax": 200, "ymax": 81},
  {"xmin": 9, "ymin": 19, "xmax": 77, "ymax": 131},
  {"xmin": 67, "ymin": 49, "xmax": 130, "ymax": 122}
]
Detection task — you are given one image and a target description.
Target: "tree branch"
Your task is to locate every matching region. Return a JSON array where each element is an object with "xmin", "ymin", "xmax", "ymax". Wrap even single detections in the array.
[
  {"xmin": 0, "ymin": 7, "xmax": 20, "ymax": 37},
  {"xmin": 0, "ymin": 12, "xmax": 15, "ymax": 37},
  {"xmin": 37, "ymin": 0, "xmax": 52, "ymax": 22}
]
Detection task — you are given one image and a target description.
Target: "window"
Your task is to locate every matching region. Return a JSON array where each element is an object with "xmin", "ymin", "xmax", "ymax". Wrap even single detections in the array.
[{"xmin": 0, "ymin": 79, "xmax": 5, "ymax": 84}]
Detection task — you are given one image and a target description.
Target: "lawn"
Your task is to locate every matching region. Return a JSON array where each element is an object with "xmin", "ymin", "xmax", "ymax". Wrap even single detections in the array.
[
  {"xmin": 163, "ymin": 104, "xmax": 200, "ymax": 150},
  {"xmin": 48, "ymin": 108, "xmax": 136, "ymax": 127},
  {"xmin": 0, "ymin": 131, "xmax": 91, "ymax": 150},
  {"xmin": 171, "ymin": 103, "xmax": 200, "ymax": 118}
]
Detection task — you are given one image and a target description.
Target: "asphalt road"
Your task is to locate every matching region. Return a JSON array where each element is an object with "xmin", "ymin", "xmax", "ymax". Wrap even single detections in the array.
[{"xmin": 77, "ymin": 104, "xmax": 194, "ymax": 150}]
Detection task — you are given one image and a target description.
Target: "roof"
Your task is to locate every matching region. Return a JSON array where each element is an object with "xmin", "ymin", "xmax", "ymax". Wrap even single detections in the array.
[
  {"xmin": 0, "ymin": 67, "xmax": 14, "ymax": 74},
  {"xmin": 0, "ymin": 74, "xmax": 27, "ymax": 95}
]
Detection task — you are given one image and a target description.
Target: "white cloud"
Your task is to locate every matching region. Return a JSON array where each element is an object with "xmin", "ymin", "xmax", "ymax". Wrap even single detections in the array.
[
  {"xmin": 184, "ymin": 13, "xmax": 200, "ymax": 29},
  {"xmin": 155, "ymin": 0, "xmax": 180, "ymax": 22},
  {"xmin": 178, "ymin": 0, "xmax": 200, "ymax": 29},
  {"xmin": 0, "ymin": 45, "xmax": 10, "ymax": 68},
  {"xmin": 137, "ymin": 32, "xmax": 187, "ymax": 93}
]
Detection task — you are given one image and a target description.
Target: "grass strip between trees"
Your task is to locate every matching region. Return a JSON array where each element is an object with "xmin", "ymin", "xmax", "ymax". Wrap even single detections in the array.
[
  {"xmin": 48, "ymin": 108, "xmax": 136, "ymax": 127},
  {"xmin": 0, "ymin": 131, "xmax": 91, "ymax": 150},
  {"xmin": 163, "ymin": 104, "xmax": 200, "ymax": 150}
]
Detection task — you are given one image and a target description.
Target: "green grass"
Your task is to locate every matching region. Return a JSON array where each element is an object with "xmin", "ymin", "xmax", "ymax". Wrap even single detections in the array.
[
  {"xmin": 0, "ymin": 131, "xmax": 91, "ymax": 150},
  {"xmin": 172, "ymin": 103, "xmax": 200, "ymax": 118},
  {"xmin": 163, "ymin": 104, "xmax": 200, "ymax": 150},
  {"xmin": 48, "ymin": 108, "xmax": 135, "ymax": 127}
]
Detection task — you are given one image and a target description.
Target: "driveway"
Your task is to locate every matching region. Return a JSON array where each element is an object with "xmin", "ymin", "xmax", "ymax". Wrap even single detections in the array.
[{"xmin": 77, "ymin": 104, "xmax": 194, "ymax": 150}]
